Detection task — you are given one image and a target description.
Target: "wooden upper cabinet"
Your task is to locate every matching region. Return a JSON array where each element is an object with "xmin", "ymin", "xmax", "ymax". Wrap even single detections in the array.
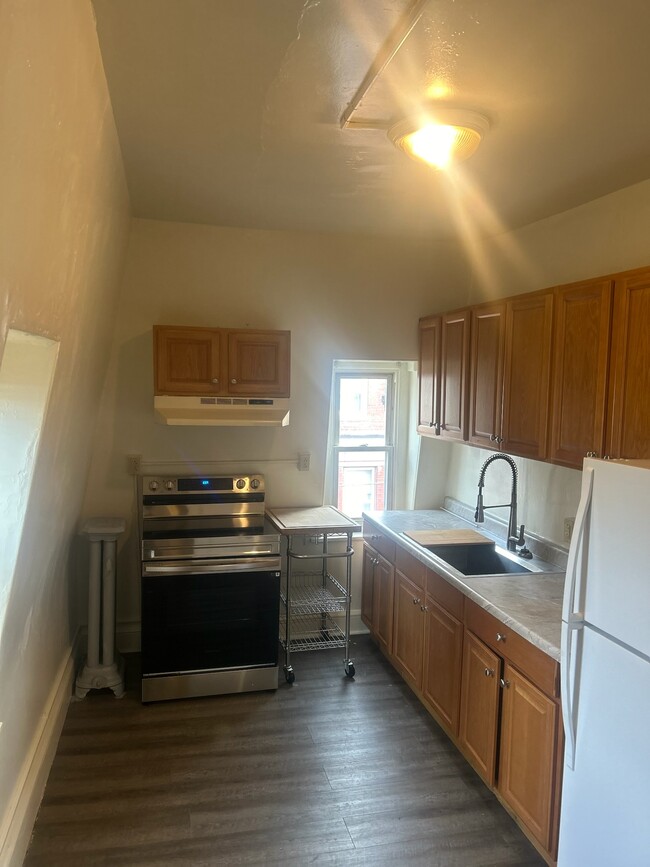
[
  {"xmin": 501, "ymin": 292, "xmax": 553, "ymax": 460},
  {"xmin": 154, "ymin": 325, "xmax": 290, "ymax": 397},
  {"xmin": 154, "ymin": 326, "xmax": 221, "ymax": 395},
  {"xmin": 468, "ymin": 303, "xmax": 506, "ymax": 448},
  {"xmin": 440, "ymin": 310, "xmax": 470, "ymax": 441},
  {"xmin": 227, "ymin": 330, "xmax": 290, "ymax": 397},
  {"xmin": 417, "ymin": 315, "xmax": 442, "ymax": 436},
  {"xmin": 548, "ymin": 279, "xmax": 613, "ymax": 467},
  {"xmin": 607, "ymin": 270, "xmax": 650, "ymax": 459}
]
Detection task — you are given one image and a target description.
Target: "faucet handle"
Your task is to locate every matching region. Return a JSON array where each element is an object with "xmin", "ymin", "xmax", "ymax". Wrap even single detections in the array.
[{"xmin": 515, "ymin": 524, "xmax": 526, "ymax": 546}]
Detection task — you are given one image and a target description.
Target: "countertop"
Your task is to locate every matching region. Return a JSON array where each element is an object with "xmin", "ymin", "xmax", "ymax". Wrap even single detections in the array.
[{"xmin": 363, "ymin": 509, "xmax": 565, "ymax": 661}]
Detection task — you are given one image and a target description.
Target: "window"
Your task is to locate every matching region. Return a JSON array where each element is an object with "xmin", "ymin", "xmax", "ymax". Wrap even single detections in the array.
[{"xmin": 326, "ymin": 361, "xmax": 418, "ymax": 520}]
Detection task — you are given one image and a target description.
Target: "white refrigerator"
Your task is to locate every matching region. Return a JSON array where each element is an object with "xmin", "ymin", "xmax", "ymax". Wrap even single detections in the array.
[{"xmin": 559, "ymin": 458, "xmax": 650, "ymax": 866}]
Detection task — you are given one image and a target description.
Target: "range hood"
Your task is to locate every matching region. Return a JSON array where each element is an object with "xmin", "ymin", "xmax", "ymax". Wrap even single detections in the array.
[{"xmin": 154, "ymin": 395, "xmax": 290, "ymax": 427}]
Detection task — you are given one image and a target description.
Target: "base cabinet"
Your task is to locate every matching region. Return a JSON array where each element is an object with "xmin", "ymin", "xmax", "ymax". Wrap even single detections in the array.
[
  {"xmin": 459, "ymin": 630, "xmax": 501, "ymax": 785},
  {"xmin": 422, "ymin": 597, "xmax": 463, "ymax": 736},
  {"xmin": 361, "ymin": 543, "xmax": 394, "ymax": 654},
  {"xmin": 392, "ymin": 570, "xmax": 425, "ymax": 687},
  {"xmin": 498, "ymin": 663, "xmax": 558, "ymax": 852}
]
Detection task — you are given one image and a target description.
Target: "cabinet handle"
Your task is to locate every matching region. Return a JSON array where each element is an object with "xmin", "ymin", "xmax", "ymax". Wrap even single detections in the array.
[
  {"xmin": 484, "ymin": 668, "xmax": 495, "ymax": 677},
  {"xmin": 586, "ymin": 451, "xmax": 598, "ymax": 458},
  {"xmin": 495, "ymin": 435, "xmax": 504, "ymax": 444},
  {"xmin": 421, "ymin": 605, "xmax": 428, "ymax": 612},
  {"xmin": 412, "ymin": 597, "xmax": 421, "ymax": 605},
  {"xmin": 490, "ymin": 434, "xmax": 497, "ymax": 442},
  {"xmin": 371, "ymin": 534, "xmax": 380, "ymax": 540},
  {"xmin": 231, "ymin": 378, "xmax": 237, "ymax": 384},
  {"xmin": 434, "ymin": 421, "xmax": 441, "ymax": 435},
  {"xmin": 500, "ymin": 678, "xmax": 510, "ymax": 689},
  {"xmin": 211, "ymin": 378, "xmax": 219, "ymax": 384},
  {"xmin": 496, "ymin": 632, "xmax": 506, "ymax": 642}
]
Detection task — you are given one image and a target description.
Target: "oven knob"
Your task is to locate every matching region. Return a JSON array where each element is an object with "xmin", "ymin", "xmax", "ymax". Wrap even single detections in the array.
[
  {"xmin": 236, "ymin": 478, "xmax": 246, "ymax": 489},
  {"xmin": 148, "ymin": 480, "xmax": 159, "ymax": 491},
  {"xmin": 164, "ymin": 480, "xmax": 175, "ymax": 491},
  {"xmin": 250, "ymin": 478, "xmax": 260, "ymax": 490}
]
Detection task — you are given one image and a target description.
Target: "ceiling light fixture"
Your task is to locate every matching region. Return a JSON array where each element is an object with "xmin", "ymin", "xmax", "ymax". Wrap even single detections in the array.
[{"xmin": 388, "ymin": 108, "xmax": 489, "ymax": 170}]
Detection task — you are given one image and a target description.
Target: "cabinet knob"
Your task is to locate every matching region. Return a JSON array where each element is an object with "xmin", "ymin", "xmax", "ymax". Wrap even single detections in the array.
[
  {"xmin": 586, "ymin": 451, "xmax": 598, "ymax": 458},
  {"xmin": 211, "ymin": 378, "xmax": 219, "ymax": 384},
  {"xmin": 412, "ymin": 597, "xmax": 421, "ymax": 605},
  {"xmin": 371, "ymin": 534, "xmax": 380, "ymax": 540},
  {"xmin": 231, "ymin": 378, "xmax": 237, "ymax": 384},
  {"xmin": 421, "ymin": 605, "xmax": 428, "ymax": 612},
  {"xmin": 496, "ymin": 632, "xmax": 506, "ymax": 642},
  {"xmin": 490, "ymin": 433, "xmax": 497, "ymax": 442},
  {"xmin": 500, "ymin": 678, "xmax": 510, "ymax": 689},
  {"xmin": 484, "ymin": 668, "xmax": 495, "ymax": 677},
  {"xmin": 495, "ymin": 436, "xmax": 504, "ymax": 444},
  {"xmin": 434, "ymin": 421, "xmax": 441, "ymax": 435}
]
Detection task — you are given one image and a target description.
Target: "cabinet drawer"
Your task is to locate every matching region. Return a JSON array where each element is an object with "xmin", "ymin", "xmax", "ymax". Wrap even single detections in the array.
[
  {"xmin": 426, "ymin": 567, "xmax": 463, "ymax": 620},
  {"xmin": 395, "ymin": 547, "xmax": 426, "ymax": 590},
  {"xmin": 465, "ymin": 600, "xmax": 559, "ymax": 698},
  {"xmin": 363, "ymin": 521, "xmax": 395, "ymax": 563}
]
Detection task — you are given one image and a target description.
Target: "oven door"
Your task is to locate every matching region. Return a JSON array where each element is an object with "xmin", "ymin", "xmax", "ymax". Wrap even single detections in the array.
[{"xmin": 141, "ymin": 558, "xmax": 281, "ymax": 681}]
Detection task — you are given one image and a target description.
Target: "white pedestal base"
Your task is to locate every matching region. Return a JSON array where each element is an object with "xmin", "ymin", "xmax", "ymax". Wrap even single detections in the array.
[{"xmin": 75, "ymin": 656, "xmax": 125, "ymax": 700}]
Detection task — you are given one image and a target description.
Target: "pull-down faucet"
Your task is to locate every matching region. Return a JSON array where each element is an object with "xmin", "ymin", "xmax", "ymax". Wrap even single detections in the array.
[{"xmin": 474, "ymin": 453, "xmax": 529, "ymax": 554}]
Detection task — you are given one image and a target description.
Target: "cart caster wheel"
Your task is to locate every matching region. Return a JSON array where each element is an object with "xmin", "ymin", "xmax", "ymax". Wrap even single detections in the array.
[
  {"xmin": 345, "ymin": 662, "xmax": 355, "ymax": 678},
  {"xmin": 285, "ymin": 668, "xmax": 295, "ymax": 684}
]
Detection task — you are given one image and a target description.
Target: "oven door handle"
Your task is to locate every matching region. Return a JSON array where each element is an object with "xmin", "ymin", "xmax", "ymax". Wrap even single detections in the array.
[{"xmin": 142, "ymin": 557, "xmax": 281, "ymax": 575}]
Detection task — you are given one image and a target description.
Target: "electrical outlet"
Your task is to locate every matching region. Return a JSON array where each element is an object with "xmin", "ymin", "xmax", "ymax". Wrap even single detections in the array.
[
  {"xmin": 126, "ymin": 454, "xmax": 142, "ymax": 476},
  {"xmin": 297, "ymin": 452, "xmax": 311, "ymax": 472},
  {"xmin": 563, "ymin": 517, "xmax": 575, "ymax": 544}
]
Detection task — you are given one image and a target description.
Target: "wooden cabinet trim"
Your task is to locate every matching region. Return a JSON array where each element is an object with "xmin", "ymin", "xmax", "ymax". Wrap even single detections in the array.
[{"xmin": 425, "ymin": 567, "xmax": 463, "ymax": 620}]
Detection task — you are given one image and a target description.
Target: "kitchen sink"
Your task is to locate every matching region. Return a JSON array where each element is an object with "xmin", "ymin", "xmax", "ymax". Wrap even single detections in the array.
[{"xmin": 419, "ymin": 542, "xmax": 534, "ymax": 576}]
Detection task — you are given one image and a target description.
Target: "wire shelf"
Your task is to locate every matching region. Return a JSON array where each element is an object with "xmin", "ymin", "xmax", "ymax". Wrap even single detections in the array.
[
  {"xmin": 279, "ymin": 612, "xmax": 347, "ymax": 652},
  {"xmin": 280, "ymin": 572, "xmax": 347, "ymax": 615}
]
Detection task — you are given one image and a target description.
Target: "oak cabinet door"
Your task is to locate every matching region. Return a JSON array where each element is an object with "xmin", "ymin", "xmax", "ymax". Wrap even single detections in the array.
[
  {"xmin": 361, "ymin": 545, "xmax": 375, "ymax": 631},
  {"xmin": 392, "ymin": 570, "xmax": 425, "ymax": 688},
  {"xmin": 440, "ymin": 310, "xmax": 470, "ymax": 441},
  {"xmin": 459, "ymin": 631, "xmax": 501, "ymax": 786},
  {"xmin": 422, "ymin": 597, "xmax": 463, "ymax": 735},
  {"xmin": 154, "ymin": 326, "xmax": 221, "ymax": 395},
  {"xmin": 417, "ymin": 315, "xmax": 442, "ymax": 435},
  {"xmin": 468, "ymin": 303, "xmax": 506, "ymax": 448},
  {"xmin": 549, "ymin": 279, "xmax": 613, "ymax": 467},
  {"xmin": 498, "ymin": 664, "xmax": 558, "ymax": 851},
  {"xmin": 373, "ymin": 553, "xmax": 395, "ymax": 655},
  {"xmin": 227, "ymin": 330, "xmax": 290, "ymax": 397},
  {"xmin": 501, "ymin": 292, "xmax": 553, "ymax": 460},
  {"xmin": 607, "ymin": 271, "xmax": 650, "ymax": 459}
]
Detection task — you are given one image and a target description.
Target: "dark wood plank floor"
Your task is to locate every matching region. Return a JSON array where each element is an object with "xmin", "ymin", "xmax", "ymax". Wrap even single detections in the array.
[{"xmin": 26, "ymin": 637, "xmax": 544, "ymax": 866}]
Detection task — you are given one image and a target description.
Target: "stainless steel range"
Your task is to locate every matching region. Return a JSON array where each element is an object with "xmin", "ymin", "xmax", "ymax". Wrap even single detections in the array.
[{"xmin": 139, "ymin": 473, "xmax": 281, "ymax": 702}]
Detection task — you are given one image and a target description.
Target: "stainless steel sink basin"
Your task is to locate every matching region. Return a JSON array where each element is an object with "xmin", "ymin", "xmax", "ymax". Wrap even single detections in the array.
[{"xmin": 420, "ymin": 542, "xmax": 534, "ymax": 576}]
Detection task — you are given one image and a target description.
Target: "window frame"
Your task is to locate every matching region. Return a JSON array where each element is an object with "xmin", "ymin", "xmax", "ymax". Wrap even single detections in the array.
[{"xmin": 331, "ymin": 370, "xmax": 395, "ymax": 517}]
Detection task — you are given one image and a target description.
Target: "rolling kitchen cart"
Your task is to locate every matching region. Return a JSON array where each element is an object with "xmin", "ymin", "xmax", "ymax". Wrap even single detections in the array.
[{"xmin": 265, "ymin": 506, "xmax": 360, "ymax": 683}]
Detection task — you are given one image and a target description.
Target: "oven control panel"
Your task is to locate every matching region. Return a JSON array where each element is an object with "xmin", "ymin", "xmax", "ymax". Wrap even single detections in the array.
[{"xmin": 143, "ymin": 475, "xmax": 265, "ymax": 495}]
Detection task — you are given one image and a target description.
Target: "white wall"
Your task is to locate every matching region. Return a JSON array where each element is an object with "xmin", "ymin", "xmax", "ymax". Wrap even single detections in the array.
[
  {"xmin": 0, "ymin": 1, "xmax": 130, "ymax": 860},
  {"xmin": 82, "ymin": 219, "xmax": 469, "ymax": 630},
  {"xmin": 436, "ymin": 180, "xmax": 650, "ymax": 545}
]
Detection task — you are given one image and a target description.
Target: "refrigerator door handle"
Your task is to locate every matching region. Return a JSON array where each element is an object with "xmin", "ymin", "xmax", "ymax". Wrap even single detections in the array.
[
  {"xmin": 561, "ymin": 466, "xmax": 593, "ymax": 769},
  {"xmin": 562, "ymin": 467, "xmax": 593, "ymax": 622}
]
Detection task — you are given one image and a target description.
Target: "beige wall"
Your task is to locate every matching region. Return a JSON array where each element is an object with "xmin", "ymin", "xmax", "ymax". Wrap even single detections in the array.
[
  {"xmin": 82, "ymin": 219, "xmax": 469, "ymax": 627},
  {"xmin": 435, "ymin": 179, "xmax": 650, "ymax": 545},
  {"xmin": 0, "ymin": 0, "xmax": 130, "ymax": 855}
]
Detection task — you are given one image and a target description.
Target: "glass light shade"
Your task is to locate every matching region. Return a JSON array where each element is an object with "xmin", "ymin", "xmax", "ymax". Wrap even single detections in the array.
[{"xmin": 389, "ymin": 110, "xmax": 488, "ymax": 169}]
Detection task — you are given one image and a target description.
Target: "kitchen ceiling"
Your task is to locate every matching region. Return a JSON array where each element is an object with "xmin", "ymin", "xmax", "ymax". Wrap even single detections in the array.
[{"xmin": 92, "ymin": 0, "xmax": 650, "ymax": 239}]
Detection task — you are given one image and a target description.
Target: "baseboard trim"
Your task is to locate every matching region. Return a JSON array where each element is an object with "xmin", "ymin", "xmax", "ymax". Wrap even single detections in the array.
[{"xmin": 0, "ymin": 632, "xmax": 78, "ymax": 867}]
